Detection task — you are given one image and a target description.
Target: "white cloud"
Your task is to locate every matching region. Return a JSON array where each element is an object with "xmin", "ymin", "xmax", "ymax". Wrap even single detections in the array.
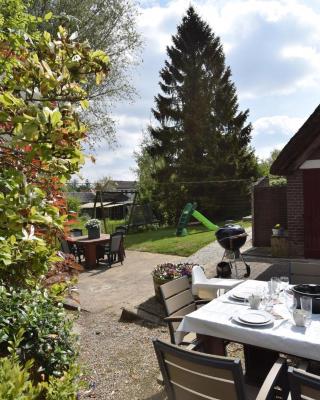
[
  {"xmin": 253, "ymin": 115, "xmax": 304, "ymax": 137},
  {"xmin": 81, "ymin": 0, "xmax": 320, "ymax": 181},
  {"xmin": 255, "ymin": 142, "xmax": 286, "ymax": 160}
]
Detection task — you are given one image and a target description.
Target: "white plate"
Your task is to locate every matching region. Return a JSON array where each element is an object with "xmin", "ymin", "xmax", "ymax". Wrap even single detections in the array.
[
  {"xmin": 232, "ymin": 314, "xmax": 273, "ymax": 327},
  {"xmin": 231, "ymin": 290, "xmax": 253, "ymax": 301},
  {"xmin": 238, "ymin": 310, "xmax": 271, "ymax": 324},
  {"xmin": 239, "ymin": 310, "xmax": 271, "ymax": 324}
]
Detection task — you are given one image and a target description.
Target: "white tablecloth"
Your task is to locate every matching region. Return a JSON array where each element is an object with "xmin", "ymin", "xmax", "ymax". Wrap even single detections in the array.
[{"xmin": 177, "ymin": 280, "xmax": 320, "ymax": 361}]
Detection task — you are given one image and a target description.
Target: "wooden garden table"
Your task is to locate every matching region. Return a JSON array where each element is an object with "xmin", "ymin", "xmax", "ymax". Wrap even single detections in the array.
[{"xmin": 67, "ymin": 234, "xmax": 110, "ymax": 268}]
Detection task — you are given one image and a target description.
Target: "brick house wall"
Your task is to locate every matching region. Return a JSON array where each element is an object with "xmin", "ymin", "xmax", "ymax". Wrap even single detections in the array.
[
  {"xmin": 286, "ymin": 170, "xmax": 304, "ymax": 257},
  {"xmin": 252, "ymin": 179, "xmax": 287, "ymax": 247}
]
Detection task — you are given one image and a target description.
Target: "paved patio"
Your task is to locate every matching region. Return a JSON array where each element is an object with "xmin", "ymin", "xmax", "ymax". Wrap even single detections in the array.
[
  {"xmin": 77, "ymin": 229, "xmax": 290, "ymax": 319},
  {"xmin": 77, "ymin": 250, "xmax": 185, "ymax": 314}
]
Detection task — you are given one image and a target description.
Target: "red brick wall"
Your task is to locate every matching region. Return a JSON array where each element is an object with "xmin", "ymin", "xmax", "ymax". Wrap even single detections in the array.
[
  {"xmin": 287, "ymin": 170, "xmax": 304, "ymax": 257},
  {"xmin": 252, "ymin": 185, "xmax": 287, "ymax": 247}
]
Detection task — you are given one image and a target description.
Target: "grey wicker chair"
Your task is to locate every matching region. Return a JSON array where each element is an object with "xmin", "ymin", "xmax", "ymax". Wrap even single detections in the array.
[{"xmin": 153, "ymin": 339, "xmax": 289, "ymax": 400}]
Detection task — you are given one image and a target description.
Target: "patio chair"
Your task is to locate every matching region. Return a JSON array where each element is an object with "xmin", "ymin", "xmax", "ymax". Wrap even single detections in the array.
[
  {"xmin": 192, "ymin": 265, "xmax": 243, "ymax": 300},
  {"xmin": 97, "ymin": 232, "xmax": 124, "ymax": 267},
  {"xmin": 115, "ymin": 225, "xmax": 127, "ymax": 234},
  {"xmin": 153, "ymin": 339, "xmax": 289, "ymax": 400},
  {"xmin": 288, "ymin": 366, "xmax": 320, "ymax": 400},
  {"xmin": 160, "ymin": 276, "xmax": 208, "ymax": 348},
  {"xmin": 289, "ymin": 261, "xmax": 320, "ymax": 284},
  {"xmin": 60, "ymin": 238, "xmax": 83, "ymax": 264},
  {"xmin": 114, "ymin": 226, "xmax": 126, "ymax": 258}
]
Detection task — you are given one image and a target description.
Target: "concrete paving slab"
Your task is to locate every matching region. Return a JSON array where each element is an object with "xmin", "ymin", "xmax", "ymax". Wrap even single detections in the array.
[
  {"xmin": 77, "ymin": 250, "xmax": 185, "ymax": 314},
  {"xmin": 77, "ymin": 229, "xmax": 293, "ymax": 320}
]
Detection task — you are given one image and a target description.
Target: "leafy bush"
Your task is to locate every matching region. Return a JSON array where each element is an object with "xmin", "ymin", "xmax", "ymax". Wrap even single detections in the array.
[
  {"xmin": 45, "ymin": 367, "xmax": 81, "ymax": 400},
  {"xmin": 0, "ymin": 356, "xmax": 42, "ymax": 399},
  {"xmin": 67, "ymin": 197, "xmax": 81, "ymax": 213},
  {"xmin": 152, "ymin": 263, "xmax": 196, "ymax": 281},
  {"xmin": 0, "ymin": 286, "xmax": 77, "ymax": 380},
  {"xmin": 0, "ymin": 356, "xmax": 80, "ymax": 400}
]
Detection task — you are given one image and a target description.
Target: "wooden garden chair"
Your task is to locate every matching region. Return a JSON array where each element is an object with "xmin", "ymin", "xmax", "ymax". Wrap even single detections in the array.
[
  {"xmin": 160, "ymin": 276, "xmax": 208, "ymax": 349},
  {"xmin": 153, "ymin": 339, "xmax": 289, "ymax": 400},
  {"xmin": 288, "ymin": 366, "xmax": 320, "ymax": 400}
]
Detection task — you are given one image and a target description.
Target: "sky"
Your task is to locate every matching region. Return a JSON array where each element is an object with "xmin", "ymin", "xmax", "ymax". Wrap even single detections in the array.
[{"xmin": 79, "ymin": 0, "xmax": 320, "ymax": 183}]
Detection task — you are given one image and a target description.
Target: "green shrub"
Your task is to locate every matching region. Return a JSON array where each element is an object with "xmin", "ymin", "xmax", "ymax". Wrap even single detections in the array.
[
  {"xmin": 0, "ymin": 286, "xmax": 77, "ymax": 380},
  {"xmin": 0, "ymin": 356, "xmax": 42, "ymax": 400},
  {"xmin": 45, "ymin": 367, "xmax": 81, "ymax": 400},
  {"xmin": 67, "ymin": 197, "xmax": 81, "ymax": 214},
  {"xmin": 0, "ymin": 357, "xmax": 80, "ymax": 400}
]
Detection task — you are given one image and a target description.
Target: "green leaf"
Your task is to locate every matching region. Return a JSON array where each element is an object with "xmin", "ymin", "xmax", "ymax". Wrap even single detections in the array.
[
  {"xmin": 44, "ymin": 12, "xmax": 53, "ymax": 21},
  {"xmin": 43, "ymin": 31, "xmax": 51, "ymax": 42},
  {"xmin": 50, "ymin": 110, "xmax": 62, "ymax": 127},
  {"xmin": 80, "ymin": 100, "xmax": 89, "ymax": 110}
]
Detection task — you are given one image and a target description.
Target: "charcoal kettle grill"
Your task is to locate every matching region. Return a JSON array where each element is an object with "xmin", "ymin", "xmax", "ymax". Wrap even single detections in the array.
[{"xmin": 215, "ymin": 224, "xmax": 250, "ymax": 278}]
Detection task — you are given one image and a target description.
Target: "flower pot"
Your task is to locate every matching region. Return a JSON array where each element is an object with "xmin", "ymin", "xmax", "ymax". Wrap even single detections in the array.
[
  {"xmin": 87, "ymin": 226, "xmax": 100, "ymax": 239},
  {"xmin": 153, "ymin": 276, "xmax": 172, "ymax": 302},
  {"xmin": 152, "ymin": 275, "xmax": 192, "ymax": 302},
  {"xmin": 272, "ymin": 229, "xmax": 280, "ymax": 236}
]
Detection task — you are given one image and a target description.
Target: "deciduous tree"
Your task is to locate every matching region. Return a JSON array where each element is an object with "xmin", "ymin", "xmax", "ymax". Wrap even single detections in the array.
[{"xmin": 29, "ymin": 0, "xmax": 142, "ymax": 144}]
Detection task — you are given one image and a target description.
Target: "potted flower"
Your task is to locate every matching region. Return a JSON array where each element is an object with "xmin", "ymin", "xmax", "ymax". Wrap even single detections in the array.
[
  {"xmin": 85, "ymin": 219, "xmax": 101, "ymax": 239},
  {"xmin": 272, "ymin": 224, "xmax": 285, "ymax": 236},
  {"xmin": 152, "ymin": 263, "xmax": 195, "ymax": 301}
]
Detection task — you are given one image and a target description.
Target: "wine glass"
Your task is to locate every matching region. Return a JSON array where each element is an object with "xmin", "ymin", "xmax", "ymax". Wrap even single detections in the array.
[
  {"xmin": 280, "ymin": 276, "xmax": 289, "ymax": 291},
  {"xmin": 270, "ymin": 277, "xmax": 281, "ymax": 299},
  {"xmin": 301, "ymin": 296, "xmax": 312, "ymax": 326},
  {"xmin": 261, "ymin": 288, "xmax": 273, "ymax": 311},
  {"xmin": 285, "ymin": 290, "xmax": 297, "ymax": 313}
]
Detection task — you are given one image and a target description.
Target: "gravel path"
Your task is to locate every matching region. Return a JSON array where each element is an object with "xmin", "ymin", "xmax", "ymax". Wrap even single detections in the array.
[
  {"xmin": 76, "ymin": 311, "xmax": 244, "ymax": 400},
  {"xmin": 77, "ymin": 311, "xmax": 167, "ymax": 400}
]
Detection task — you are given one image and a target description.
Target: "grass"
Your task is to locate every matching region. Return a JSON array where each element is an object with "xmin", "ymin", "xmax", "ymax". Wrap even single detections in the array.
[
  {"xmin": 125, "ymin": 221, "xmax": 251, "ymax": 257},
  {"xmin": 70, "ymin": 216, "xmax": 125, "ymax": 234},
  {"xmin": 69, "ymin": 215, "xmax": 251, "ymax": 257}
]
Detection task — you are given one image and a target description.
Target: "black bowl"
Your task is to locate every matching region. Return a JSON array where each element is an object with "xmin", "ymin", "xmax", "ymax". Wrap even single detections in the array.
[{"xmin": 292, "ymin": 284, "xmax": 320, "ymax": 314}]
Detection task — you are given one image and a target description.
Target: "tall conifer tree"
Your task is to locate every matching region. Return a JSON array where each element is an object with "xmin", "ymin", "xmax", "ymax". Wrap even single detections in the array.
[{"xmin": 148, "ymin": 6, "xmax": 258, "ymax": 222}]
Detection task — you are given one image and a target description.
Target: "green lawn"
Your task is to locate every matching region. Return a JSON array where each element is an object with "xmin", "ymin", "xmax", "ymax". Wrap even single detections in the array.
[
  {"xmin": 125, "ymin": 221, "xmax": 250, "ymax": 257},
  {"xmin": 70, "ymin": 215, "xmax": 250, "ymax": 257}
]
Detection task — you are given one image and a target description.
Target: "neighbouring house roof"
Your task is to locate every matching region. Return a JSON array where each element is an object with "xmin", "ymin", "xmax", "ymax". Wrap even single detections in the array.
[
  {"xmin": 114, "ymin": 180, "xmax": 136, "ymax": 191},
  {"xmin": 271, "ymin": 105, "xmax": 320, "ymax": 175},
  {"xmin": 80, "ymin": 201, "xmax": 130, "ymax": 209},
  {"xmin": 80, "ymin": 202, "xmax": 112, "ymax": 209},
  {"xmin": 68, "ymin": 191, "xmax": 133, "ymax": 204},
  {"xmin": 68, "ymin": 192, "xmax": 95, "ymax": 203}
]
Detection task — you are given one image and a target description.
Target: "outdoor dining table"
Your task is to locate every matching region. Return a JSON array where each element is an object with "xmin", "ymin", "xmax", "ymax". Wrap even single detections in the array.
[
  {"xmin": 67, "ymin": 234, "xmax": 110, "ymax": 268},
  {"xmin": 177, "ymin": 279, "xmax": 320, "ymax": 381}
]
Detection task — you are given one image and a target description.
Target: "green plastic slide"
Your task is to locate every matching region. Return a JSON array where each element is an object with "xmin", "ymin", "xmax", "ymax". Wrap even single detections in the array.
[
  {"xmin": 176, "ymin": 202, "xmax": 219, "ymax": 236},
  {"xmin": 192, "ymin": 209, "xmax": 219, "ymax": 231}
]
